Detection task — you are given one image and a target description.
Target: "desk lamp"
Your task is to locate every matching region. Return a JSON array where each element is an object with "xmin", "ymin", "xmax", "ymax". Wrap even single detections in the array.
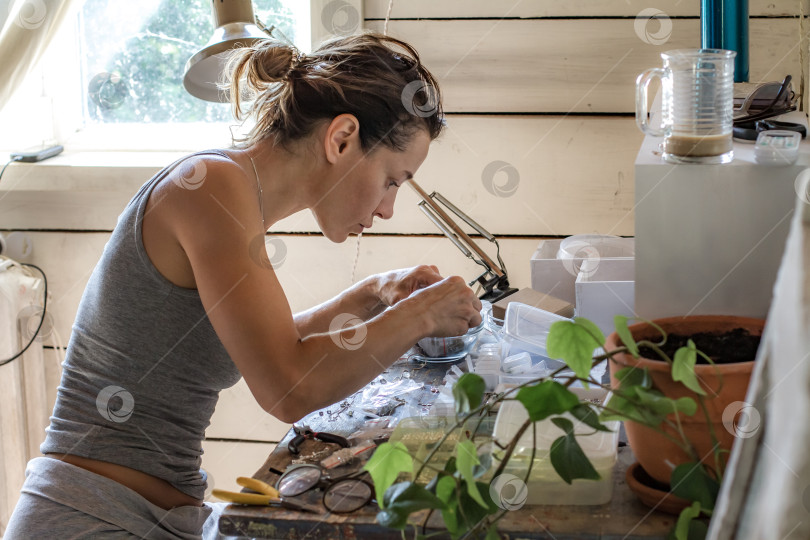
[
  {"xmin": 408, "ymin": 180, "xmax": 517, "ymax": 303},
  {"xmin": 183, "ymin": 0, "xmax": 272, "ymax": 102}
]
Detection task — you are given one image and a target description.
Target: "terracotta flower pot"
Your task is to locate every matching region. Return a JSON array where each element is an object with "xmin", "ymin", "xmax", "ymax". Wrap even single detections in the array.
[{"xmin": 606, "ymin": 315, "xmax": 764, "ymax": 485}]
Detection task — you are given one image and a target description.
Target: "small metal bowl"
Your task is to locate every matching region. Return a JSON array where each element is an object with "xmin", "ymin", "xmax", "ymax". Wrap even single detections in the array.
[{"xmin": 416, "ymin": 321, "xmax": 485, "ymax": 360}]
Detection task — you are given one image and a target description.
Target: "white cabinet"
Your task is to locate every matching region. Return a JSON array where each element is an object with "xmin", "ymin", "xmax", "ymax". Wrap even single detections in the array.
[{"xmin": 634, "ymin": 121, "xmax": 808, "ymax": 319}]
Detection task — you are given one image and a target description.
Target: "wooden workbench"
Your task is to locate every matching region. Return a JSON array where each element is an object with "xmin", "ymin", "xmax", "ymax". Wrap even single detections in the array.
[{"xmin": 218, "ymin": 357, "xmax": 675, "ymax": 539}]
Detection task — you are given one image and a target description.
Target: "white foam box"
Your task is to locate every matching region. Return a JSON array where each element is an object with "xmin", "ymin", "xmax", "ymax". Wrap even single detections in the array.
[
  {"xmin": 575, "ymin": 258, "xmax": 635, "ymax": 337},
  {"xmin": 530, "ymin": 239, "xmax": 633, "ymax": 306},
  {"xmin": 492, "ymin": 388, "xmax": 619, "ymax": 505}
]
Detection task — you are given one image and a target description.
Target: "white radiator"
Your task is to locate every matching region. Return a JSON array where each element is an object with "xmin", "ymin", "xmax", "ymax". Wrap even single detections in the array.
[{"xmin": 0, "ymin": 257, "xmax": 59, "ymax": 535}]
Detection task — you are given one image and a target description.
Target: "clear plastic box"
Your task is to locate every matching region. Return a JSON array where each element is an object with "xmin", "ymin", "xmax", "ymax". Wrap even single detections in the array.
[
  {"xmin": 492, "ymin": 388, "xmax": 619, "ymax": 505},
  {"xmin": 503, "ymin": 302, "xmax": 572, "ymax": 369},
  {"xmin": 389, "ymin": 416, "xmax": 496, "ymax": 483}
]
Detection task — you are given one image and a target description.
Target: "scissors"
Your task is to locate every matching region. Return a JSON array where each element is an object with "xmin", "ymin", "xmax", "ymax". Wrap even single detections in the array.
[
  {"xmin": 212, "ymin": 476, "xmax": 321, "ymax": 513},
  {"xmin": 288, "ymin": 424, "xmax": 350, "ymax": 455}
]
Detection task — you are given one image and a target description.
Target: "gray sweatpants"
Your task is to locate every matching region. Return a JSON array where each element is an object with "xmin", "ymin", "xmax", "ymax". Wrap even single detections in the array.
[{"xmin": 4, "ymin": 457, "xmax": 240, "ymax": 539}]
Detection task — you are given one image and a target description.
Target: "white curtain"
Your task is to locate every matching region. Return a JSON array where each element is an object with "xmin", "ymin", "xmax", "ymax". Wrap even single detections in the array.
[
  {"xmin": 0, "ymin": 0, "xmax": 81, "ymax": 111},
  {"xmin": 707, "ymin": 188, "xmax": 810, "ymax": 538}
]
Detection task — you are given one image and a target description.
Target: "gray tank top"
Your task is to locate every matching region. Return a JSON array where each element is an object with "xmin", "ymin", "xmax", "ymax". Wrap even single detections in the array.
[{"xmin": 41, "ymin": 150, "xmax": 243, "ymax": 500}]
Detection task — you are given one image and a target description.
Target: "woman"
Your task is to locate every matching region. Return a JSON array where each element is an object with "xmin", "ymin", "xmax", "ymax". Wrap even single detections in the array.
[{"xmin": 5, "ymin": 33, "xmax": 481, "ymax": 538}]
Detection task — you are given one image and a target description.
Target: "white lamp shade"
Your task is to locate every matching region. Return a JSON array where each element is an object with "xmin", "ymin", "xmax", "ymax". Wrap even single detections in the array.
[
  {"xmin": 183, "ymin": 0, "xmax": 271, "ymax": 102},
  {"xmin": 183, "ymin": 22, "xmax": 269, "ymax": 102}
]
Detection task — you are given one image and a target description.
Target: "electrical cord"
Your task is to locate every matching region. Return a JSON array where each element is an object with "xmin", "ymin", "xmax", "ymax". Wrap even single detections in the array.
[
  {"xmin": 0, "ymin": 155, "xmax": 23, "ymax": 184},
  {"xmin": 0, "ymin": 262, "xmax": 48, "ymax": 367}
]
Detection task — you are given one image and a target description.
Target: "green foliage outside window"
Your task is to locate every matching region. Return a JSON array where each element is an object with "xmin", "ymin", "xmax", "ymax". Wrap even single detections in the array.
[{"xmin": 80, "ymin": 0, "xmax": 295, "ymax": 123}]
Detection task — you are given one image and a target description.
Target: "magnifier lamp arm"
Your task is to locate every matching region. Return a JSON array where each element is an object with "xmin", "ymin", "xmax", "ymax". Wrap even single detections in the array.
[
  {"xmin": 417, "ymin": 203, "xmax": 474, "ymax": 258},
  {"xmin": 407, "ymin": 180, "xmax": 505, "ymax": 279},
  {"xmin": 430, "ymin": 192, "xmax": 495, "ymax": 242}
]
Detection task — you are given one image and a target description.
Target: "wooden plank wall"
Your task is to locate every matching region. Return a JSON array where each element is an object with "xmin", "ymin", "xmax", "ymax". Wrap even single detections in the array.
[{"xmin": 0, "ymin": 0, "xmax": 807, "ymax": 521}]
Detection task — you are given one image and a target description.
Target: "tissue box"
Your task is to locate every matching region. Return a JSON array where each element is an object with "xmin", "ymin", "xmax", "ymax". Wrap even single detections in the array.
[
  {"xmin": 492, "ymin": 388, "xmax": 619, "ymax": 505},
  {"xmin": 530, "ymin": 239, "xmax": 634, "ymax": 306},
  {"xmin": 575, "ymin": 258, "xmax": 635, "ymax": 336}
]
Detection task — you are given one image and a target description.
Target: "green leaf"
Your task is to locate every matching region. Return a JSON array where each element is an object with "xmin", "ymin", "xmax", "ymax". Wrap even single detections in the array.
[
  {"xmin": 546, "ymin": 319, "xmax": 604, "ymax": 378},
  {"xmin": 674, "ymin": 397, "xmax": 698, "ymax": 416},
  {"xmin": 614, "ymin": 315, "xmax": 639, "ymax": 357},
  {"xmin": 516, "ymin": 380, "xmax": 579, "ymax": 422},
  {"xmin": 453, "ymin": 373, "xmax": 486, "ymax": 415},
  {"xmin": 455, "ymin": 481, "xmax": 498, "ymax": 529},
  {"xmin": 670, "ymin": 463, "xmax": 720, "ymax": 511},
  {"xmin": 599, "ymin": 390, "xmax": 666, "ymax": 425},
  {"xmin": 456, "ymin": 440, "xmax": 487, "ymax": 508},
  {"xmin": 613, "ymin": 366, "xmax": 653, "ymax": 390},
  {"xmin": 673, "ymin": 501, "xmax": 708, "ymax": 540},
  {"xmin": 672, "ymin": 341, "xmax": 707, "ymax": 395},
  {"xmin": 549, "ymin": 418, "xmax": 601, "ymax": 484},
  {"xmin": 364, "ymin": 442, "xmax": 413, "ymax": 507},
  {"xmin": 486, "ymin": 524, "xmax": 502, "ymax": 540},
  {"xmin": 377, "ymin": 482, "xmax": 447, "ymax": 530},
  {"xmin": 569, "ymin": 403, "xmax": 613, "ymax": 432},
  {"xmin": 435, "ymin": 475, "xmax": 459, "ymax": 537},
  {"xmin": 635, "ymin": 388, "xmax": 697, "ymax": 417}
]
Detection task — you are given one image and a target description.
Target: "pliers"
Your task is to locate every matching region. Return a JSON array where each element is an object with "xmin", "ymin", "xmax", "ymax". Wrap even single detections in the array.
[
  {"xmin": 212, "ymin": 476, "xmax": 320, "ymax": 513},
  {"xmin": 288, "ymin": 424, "xmax": 350, "ymax": 455}
]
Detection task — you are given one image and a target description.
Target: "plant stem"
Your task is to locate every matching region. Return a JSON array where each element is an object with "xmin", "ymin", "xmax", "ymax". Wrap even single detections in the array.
[
  {"xmin": 490, "ymin": 419, "xmax": 532, "ymax": 480},
  {"xmin": 635, "ymin": 340, "xmax": 673, "ymax": 364},
  {"xmin": 697, "ymin": 394, "xmax": 724, "ymax": 481}
]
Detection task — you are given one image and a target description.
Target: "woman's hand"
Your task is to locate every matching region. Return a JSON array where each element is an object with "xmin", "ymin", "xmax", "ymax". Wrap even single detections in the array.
[
  {"xmin": 375, "ymin": 265, "xmax": 444, "ymax": 307},
  {"xmin": 401, "ymin": 275, "xmax": 483, "ymax": 337}
]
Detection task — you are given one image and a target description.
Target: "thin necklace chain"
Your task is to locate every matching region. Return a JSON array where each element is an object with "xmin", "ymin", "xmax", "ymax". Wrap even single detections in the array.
[{"xmin": 248, "ymin": 155, "xmax": 265, "ymax": 229}]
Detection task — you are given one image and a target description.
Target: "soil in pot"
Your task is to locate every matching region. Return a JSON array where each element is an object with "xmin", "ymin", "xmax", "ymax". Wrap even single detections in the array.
[{"xmin": 637, "ymin": 328, "xmax": 761, "ymax": 364}]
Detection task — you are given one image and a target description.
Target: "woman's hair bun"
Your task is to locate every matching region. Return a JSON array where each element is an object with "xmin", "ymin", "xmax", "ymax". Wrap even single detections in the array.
[{"xmin": 250, "ymin": 40, "xmax": 299, "ymax": 83}]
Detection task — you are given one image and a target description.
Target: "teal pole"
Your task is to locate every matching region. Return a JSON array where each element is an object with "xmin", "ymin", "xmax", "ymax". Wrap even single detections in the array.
[{"xmin": 701, "ymin": 0, "xmax": 749, "ymax": 82}]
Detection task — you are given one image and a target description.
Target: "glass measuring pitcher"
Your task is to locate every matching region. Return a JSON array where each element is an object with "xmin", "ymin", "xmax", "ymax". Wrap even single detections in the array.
[{"xmin": 636, "ymin": 49, "xmax": 736, "ymax": 164}]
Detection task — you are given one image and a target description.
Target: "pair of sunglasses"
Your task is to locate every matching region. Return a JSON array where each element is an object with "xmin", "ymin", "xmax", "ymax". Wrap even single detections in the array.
[{"xmin": 734, "ymin": 75, "xmax": 797, "ymax": 124}]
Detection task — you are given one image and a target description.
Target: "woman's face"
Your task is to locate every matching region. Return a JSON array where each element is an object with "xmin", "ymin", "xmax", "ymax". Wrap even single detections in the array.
[{"xmin": 313, "ymin": 129, "xmax": 431, "ymax": 242}]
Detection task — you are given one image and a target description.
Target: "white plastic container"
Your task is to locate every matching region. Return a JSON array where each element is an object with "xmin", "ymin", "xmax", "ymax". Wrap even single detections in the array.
[
  {"xmin": 530, "ymin": 238, "xmax": 635, "ymax": 306},
  {"xmin": 575, "ymin": 258, "xmax": 636, "ymax": 336},
  {"xmin": 503, "ymin": 302, "xmax": 572, "ymax": 370},
  {"xmin": 492, "ymin": 388, "xmax": 619, "ymax": 505}
]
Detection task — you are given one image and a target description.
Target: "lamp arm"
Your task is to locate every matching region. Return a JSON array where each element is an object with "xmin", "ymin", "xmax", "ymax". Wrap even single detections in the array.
[
  {"xmin": 417, "ymin": 203, "xmax": 474, "ymax": 258},
  {"xmin": 431, "ymin": 192, "xmax": 495, "ymax": 242},
  {"xmin": 432, "ymin": 189, "xmax": 511, "ymax": 277},
  {"xmin": 407, "ymin": 180, "xmax": 504, "ymax": 278}
]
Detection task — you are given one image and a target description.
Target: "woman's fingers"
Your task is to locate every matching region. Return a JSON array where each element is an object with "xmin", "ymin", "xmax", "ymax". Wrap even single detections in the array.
[
  {"xmin": 412, "ymin": 275, "xmax": 482, "ymax": 336},
  {"xmin": 378, "ymin": 265, "xmax": 443, "ymax": 306}
]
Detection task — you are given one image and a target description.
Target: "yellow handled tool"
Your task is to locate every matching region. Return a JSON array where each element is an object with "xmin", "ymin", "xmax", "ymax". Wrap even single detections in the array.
[
  {"xmin": 212, "ymin": 489, "xmax": 276, "ymax": 506},
  {"xmin": 236, "ymin": 476, "xmax": 280, "ymax": 498},
  {"xmin": 212, "ymin": 476, "xmax": 320, "ymax": 513}
]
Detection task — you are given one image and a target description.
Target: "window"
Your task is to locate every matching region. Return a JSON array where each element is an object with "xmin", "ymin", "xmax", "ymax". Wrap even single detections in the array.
[
  {"xmin": 80, "ymin": 0, "xmax": 303, "ymax": 125},
  {"xmin": 0, "ymin": 0, "xmax": 310, "ymax": 152}
]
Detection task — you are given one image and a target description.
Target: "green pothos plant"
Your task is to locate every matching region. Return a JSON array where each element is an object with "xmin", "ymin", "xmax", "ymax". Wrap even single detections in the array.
[{"xmin": 362, "ymin": 315, "xmax": 726, "ymax": 540}]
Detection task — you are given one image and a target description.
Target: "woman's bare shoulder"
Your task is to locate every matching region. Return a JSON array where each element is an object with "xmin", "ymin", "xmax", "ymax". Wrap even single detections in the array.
[{"xmin": 142, "ymin": 151, "xmax": 262, "ymax": 287}]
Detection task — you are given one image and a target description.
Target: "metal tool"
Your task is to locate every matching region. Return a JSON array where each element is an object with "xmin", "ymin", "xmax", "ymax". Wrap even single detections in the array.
[
  {"xmin": 212, "ymin": 476, "xmax": 321, "ymax": 513},
  {"xmin": 288, "ymin": 424, "xmax": 350, "ymax": 455},
  {"xmin": 408, "ymin": 180, "xmax": 516, "ymax": 302}
]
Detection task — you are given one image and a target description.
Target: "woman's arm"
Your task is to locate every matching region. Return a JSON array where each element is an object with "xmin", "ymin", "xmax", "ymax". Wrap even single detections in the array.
[
  {"xmin": 160, "ymin": 159, "xmax": 480, "ymax": 423},
  {"xmin": 293, "ymin": 265, "xmax": 444, "ymax": 337}
]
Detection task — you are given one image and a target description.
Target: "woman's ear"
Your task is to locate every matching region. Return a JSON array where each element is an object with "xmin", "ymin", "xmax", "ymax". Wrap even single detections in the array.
[{"xmin": 324, "ymin": 114, "xmax": 360, "ymax": 164}]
